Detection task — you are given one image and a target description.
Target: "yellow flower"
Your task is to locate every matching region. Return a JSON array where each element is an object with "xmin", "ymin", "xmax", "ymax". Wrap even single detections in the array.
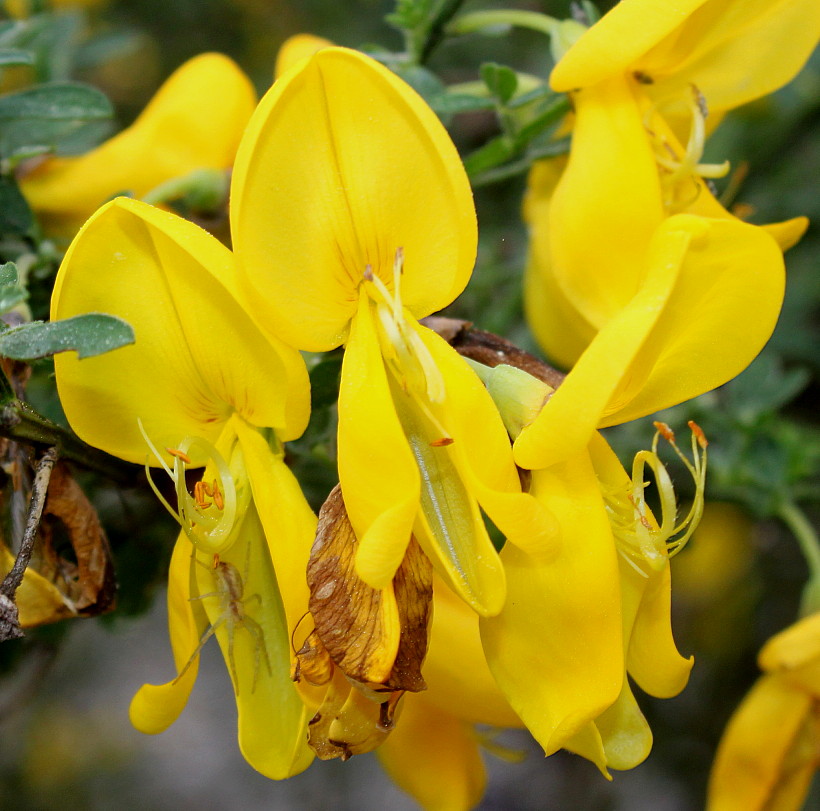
[
  {"xmin": 551, "ymin": 0, "xmax": 820, "ymax": 120},
  {"xmin": 474, "ymin": 363, "xmax": 702, "ymax": 775},
  {"xmin": 231, "ymin": 47, "xmax": 551, "ymax": 618},
  {"xmin": 520, "ymin": 2, "xmax": 815, "ymax": 454},
  {"xmin": 19, "ymin": 53, "xmax": 256, "ymax": 238},
  {"xmin": 50, "ymin": 196, "xmax": 315, "ymax": 779},
  {"xmin": 708, "ymin": 612, "xmax": 820, "ymax": 810}
]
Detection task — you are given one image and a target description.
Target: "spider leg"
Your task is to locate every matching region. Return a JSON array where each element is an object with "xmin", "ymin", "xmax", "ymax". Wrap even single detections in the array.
[
  {"xmin": 242, "ymin": 615, "xmax": 272, "ymax": 692},
  {"xmin": 173, "ymin": 616, "xmax": 226, "ymax": 685}
]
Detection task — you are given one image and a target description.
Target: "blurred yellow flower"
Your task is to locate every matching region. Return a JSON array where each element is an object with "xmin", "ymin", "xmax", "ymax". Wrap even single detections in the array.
[
  {"xmin": 19, "ymin": 53, "xmax": 256, "ymax": 239},
  {"xmin": 708, "ymin": 612, "xmax": 820, "ymax": 810}
]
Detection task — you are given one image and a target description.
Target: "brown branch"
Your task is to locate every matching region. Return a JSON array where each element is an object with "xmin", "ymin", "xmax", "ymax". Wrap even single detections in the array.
[{"xmin": 0, "ymin": 446, "xmax": 59, "ymax": 641}]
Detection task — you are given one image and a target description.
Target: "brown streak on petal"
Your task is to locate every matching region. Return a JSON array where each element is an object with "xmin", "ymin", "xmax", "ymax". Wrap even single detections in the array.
[{"xmin": 382, "ymin": 535, "xmax": 431, "ymax": 692}]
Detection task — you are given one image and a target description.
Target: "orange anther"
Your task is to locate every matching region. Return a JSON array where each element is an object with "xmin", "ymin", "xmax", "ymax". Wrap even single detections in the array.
[
  {"xmin": 430, "ymin": 437, "xmax": 454, "ymax": 447},
  {"xmin": 212, "ymin": 479, "xmax": 224, "ymax": 511},
  {"xmin": 201, "ymin": 481, "xmax": 213, "ymax": 497},
  {"xmin": 688, "ymin": 420, "xmax": 709, "ymax": 448},
  {"xmin": 212, "ymin": 553, "xmax": 220, "ymax": 569},
  {"xmin": 653, "ymin": 421, "xmax": 676, "ymax": 442},
  {"xmin": 166, "ymin": 447, "xmax": 192, "ymax": 464},
  {"xmin": 194, "ymin": 481, "xmax": 209, "ymax": 509}
]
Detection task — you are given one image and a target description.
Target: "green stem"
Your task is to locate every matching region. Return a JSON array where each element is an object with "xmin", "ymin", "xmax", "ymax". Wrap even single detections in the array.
[
  {"xmin": 780, "ymin": 501, "xmax": 820, "ymax": 580},
  {"xmin": 411, "ymin": 0, "xmax": 466, "ymax": 65},
  {"xmin": 778, "ymin": 501, "xmax": 820, "ymax": 615},
  {"xmin": 0, "ymin": 399, "xmax": 137, "ymax": 485},
  {"xmin": 449, "ymin": 9, "xmax": 559, "ymax": 38}
]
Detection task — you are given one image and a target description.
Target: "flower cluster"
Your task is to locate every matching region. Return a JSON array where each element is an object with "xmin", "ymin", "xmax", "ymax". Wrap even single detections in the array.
[{"xmin": 31, "ymin": 2, "xmax": 818, "ymax": 809}]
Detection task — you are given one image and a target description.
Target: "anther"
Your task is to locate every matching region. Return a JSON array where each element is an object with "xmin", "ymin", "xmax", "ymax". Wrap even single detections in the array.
[
  {"xmin": 430, "ymin": 437, "xmax": 454, "ymax": 447},
  {"xmin": 688, "ymin": 420, "xmax": 708, "ymax": 449},
  {"xmin": 167, "ymin": 448, "xmax": 192, "ymax": 464},
  {"xmin": 653, "ymin": 421, "xmax": 675, "ymax": 442},
  {"xmin": 213, "ymin": 479, "xmax": 224, "ymax": 511}
]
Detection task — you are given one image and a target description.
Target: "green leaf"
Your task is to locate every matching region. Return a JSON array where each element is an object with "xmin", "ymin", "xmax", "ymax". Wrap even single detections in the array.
[
  {"xmin": 480, "ymin": 62, "xmax": 518, "ymax": 104},
  {"xmin": 429, "ymin": 92, "xmax": 496, "ymax": 115},
  {"xmin": 391, "ymin": 63, "xmax": 445, "ymax": 102},
  {"xmin": 464, "ymin": 134, "xmax": 517, "ymax": 177},
  {"xmin": 0, "ymin": 262, "xmax": 19, "ymax": 287},
  {"xmin": 0, "ymin": 82, "xmax": 112, "ymax": 121},
  {"xmin": 0, "ymin": 285, "xmax": 28, "ymax": 313},
  {"xmin": 0, "ymin": 175, "xmax": 33, "ymax": 234},
  {"xmin": 0, "ymin": 82, "xmax": 113, "ymax": 157},
  {"xmin": 0, "ymin": 313, "xmax": 135, "ymax": 361},
  {"xmin": 0, "ymin": 49, "xmax": 34, "ymax": 68}
]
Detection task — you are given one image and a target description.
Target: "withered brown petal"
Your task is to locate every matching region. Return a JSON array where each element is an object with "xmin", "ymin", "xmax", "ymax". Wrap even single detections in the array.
[
  {"xmin": 308, "ymin": 484, "xmax": 432, "ymax": 691},
  {"xmin": 307, "ymin": 668, "xmax": 403, "ymax": 761},
  {"xmin": 292, "ymin": 629, "xmax": 334, "ymax": 686},
  {"xmin": 41, "ymin": 463, "xmax": 116, "ymax": 615}
]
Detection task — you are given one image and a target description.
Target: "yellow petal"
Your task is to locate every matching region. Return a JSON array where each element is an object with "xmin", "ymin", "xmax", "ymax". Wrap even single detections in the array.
[
  {"xmin": 637, "ymin": 0, "xmax": 820, "ymax": 114},
  {"xmin": 231, "ymin": 47, "xmax": 476, "ymax": 351},
  {"xmin": 378, "ymin": 695, "xmax": 486, "ymax": 811},
  {"xmin": 515, "ymin": 215, "xmax": 783, "ymax": 469},
  {"xmin": 232, "ymin": 416, "xmax": 316, "ymax": 661},
  {"xmin": 621, "ymin": 559, "xmax": 693, "ymax": 698},
  {"xmin": 480, "ymin": 455, "xmax": 623, "ymax": 755},
  {"xmin": 51, "ymin": 197, "xmax": 309, "ymax": 464},
  {"xmin": 0, "ymin": 543, "xmax": 74, "ymax": 626},
  {"xmin": 422, "ymin": 575, "xmax": 523, "ymax": 729},
  {"xmin": 758, "ymin": 613, "xmax": 820, "ymax": 696},
  {"xmin": 129, "ymin": 534, "xmax": 202, "ymax": 735},
  {"xmin": 192, "ymin": 501, "xmax": 313, "ymax": 779},
  {"xmin": 547, "ymin": 76, "xmax": 664, "ymax": 329},
  {"xmin": 707, "ymin": 674, "xmax": 812, "ymax": 811},
  {"xmin": 550, "ymin": 0, "xmax": 708, "ymax": 92},
  {"xmin": 524, "ymin": 157, "xmax": 597, "ymax": 370},
  {"xmin": 274, "ymin": 33, "xmax": 334, "ymax": 78},
  {"xmin": 414, "ymin": 324, "xmax": 556, "ymax": 563},
  {"xmin": 338, "ymin": 298, "xmax": 420, "ymax": 589},
  {"xmin": 594, "ymin": 678, "xmax": 653, "ymax": 771},
  {"xmin": 21, "ymin": 53, "xmax": 255, "ymax": 234}
]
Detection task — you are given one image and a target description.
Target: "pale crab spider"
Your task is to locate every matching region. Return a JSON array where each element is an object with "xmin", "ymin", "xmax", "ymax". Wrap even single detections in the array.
[{"xmin": 174, "ymin": 549, "xmax": 272, "ymax": 695}]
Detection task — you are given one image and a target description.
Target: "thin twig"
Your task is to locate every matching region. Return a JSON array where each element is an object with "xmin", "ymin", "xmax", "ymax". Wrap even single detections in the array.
[{"xmin": 0, "ymin": 445, "xmax": 59, "ymax": 641}]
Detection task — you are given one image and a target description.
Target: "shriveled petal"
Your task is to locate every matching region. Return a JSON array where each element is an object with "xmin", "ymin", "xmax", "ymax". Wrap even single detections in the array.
[
  {"xmin": 524, "ymin": 158, "xmax": 597, "ymax": 370},
  {"xmin": 339, "ymin": 299, "xmax": 419, "ymax": 590},
  {"xmin": 378, "ymin": 695, "xmax": 486, "ymax": 811},
  {"xmin": 21, "ymin": 53, "xmax": 255, "ymax": 232},
  {"xmin": 423, "ymin": 576, "xmax": 523, "ymax": 729},
  {"xmin": 274, "ymin": 33, "xmax": 333, "ymax": 78},
  {"xmin": 515, "ymin": 215, "xmax": 783, "ymax": 469},
  {"xmin": 480, "ymin": 456, "xmax": 623, "ymax": 755},
  {"xmin": 192, "ymin": 502, "xmax": 313, "ymax": 779},
  {"xmin": 548, "ymin": 76, "xmax": 664, "ymax": 328},
  {"xmin": 129, "ymin": 534, "xmax": 202, "ymax": 734},
  {"xmin": 707, "ymin": 675, "xmax": 812, "ymax": 811},
  {"xmin": 231, "ymin": 47, "xmax": 476, "ymax": 351},
  {"xmin": 550, "ymin": 0, "xmax": 708, "ymax": 92},
  {"xmin": 52, "ymin": 197, "xmax": 309, "ymax": 464}
]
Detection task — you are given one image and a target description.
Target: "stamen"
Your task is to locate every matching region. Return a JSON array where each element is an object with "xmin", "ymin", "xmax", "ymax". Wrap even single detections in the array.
[
  {"xmin": 138, "ymin": 418, "xmax": 246, "ymax": 554},
  {"xmin": 361, "ymin": 248, "xmax": 448, "ymax": 408},
  {"xmin": 602, "ymin": 423, "xmax": 708, "ymax": 575},
  {"xmin": 644, "ymin": 84, "xmax": 730, "ymax": 211}
]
